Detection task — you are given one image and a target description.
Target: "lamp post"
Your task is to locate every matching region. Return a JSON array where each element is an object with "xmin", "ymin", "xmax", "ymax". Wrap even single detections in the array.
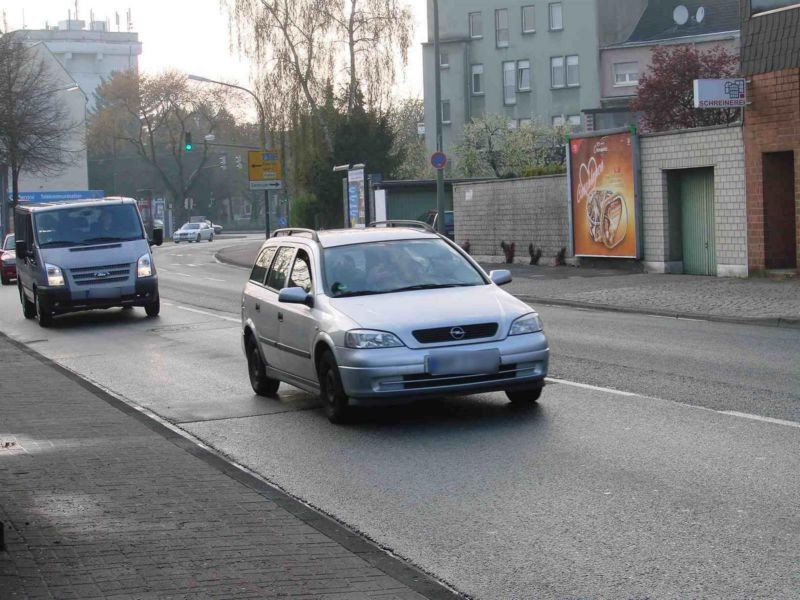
[
  {"xmin": 187, "ymin": 74, "xmax": 272, "ymax": 238},
  {"xmin": 433, "ymin": 0, "xmax": 446, "ymax": 235}
]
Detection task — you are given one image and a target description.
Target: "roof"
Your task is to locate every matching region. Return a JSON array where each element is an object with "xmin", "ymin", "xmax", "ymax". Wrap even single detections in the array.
[
  {"xmin": 269, "ymin": 227, "xmax": 440, "ymax": 249},
  {"xmin": 627, "ymin": 0, "xmax": 740, "ymax": 43},
  {"xmin": 740, "ymin": 1, "xmax": 800, "ymax": 75},
  {"xmin": 16, "ymin": 197, "xmax": 137, "ymax": 212}
]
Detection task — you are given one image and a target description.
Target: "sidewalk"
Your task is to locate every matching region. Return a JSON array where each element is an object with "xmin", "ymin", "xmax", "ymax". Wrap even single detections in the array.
[
  {"xmin": 216, "ymin": 243, "xmax": 800, "ymax": 329},
  {"xmin": 0, "ymin": 334, "xmax": 456, "ymax": 600}
]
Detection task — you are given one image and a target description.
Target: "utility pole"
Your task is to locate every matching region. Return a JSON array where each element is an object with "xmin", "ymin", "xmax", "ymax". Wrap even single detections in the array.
[{"xmin": 433, "ymin": 0, "xmax": 446, "ymax": 234}]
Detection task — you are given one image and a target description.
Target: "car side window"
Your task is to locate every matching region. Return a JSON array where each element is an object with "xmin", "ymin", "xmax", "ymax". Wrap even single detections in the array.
[
  {"xmin": 289, "ymin": 249, "xmax": 313, "ymax": 293},
  {"xmin": 250, "ymin": 246, "xmax": 277, "ymax": 285},
  {"xmin": 266, "ymin": 246, "xmax": 295, "ymax": 291}
]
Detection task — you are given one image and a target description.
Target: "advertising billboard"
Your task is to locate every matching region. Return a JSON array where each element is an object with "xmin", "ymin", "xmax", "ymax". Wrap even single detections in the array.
[
  {"xmin": 347, "ymin": 168, "xmax": 366, "ymax": 228},
  {"xmin": 569, "ymin": 130, "xmax": 639, "ymax": 258}
]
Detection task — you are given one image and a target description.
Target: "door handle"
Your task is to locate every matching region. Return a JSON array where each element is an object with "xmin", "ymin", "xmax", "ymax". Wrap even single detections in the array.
[
  {"xmin": 277, "ymin": 312, "xmax": 284, "ymax": 322},
  {"xmin": 255, "ymin": 303, "xmax": 260, "ymax": 311}
]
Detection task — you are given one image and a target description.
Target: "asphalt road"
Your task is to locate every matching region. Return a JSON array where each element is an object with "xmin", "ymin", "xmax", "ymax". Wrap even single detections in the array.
[{"xmin": 1, "ymin": 236, "xmax": 798, "ymax": 600}]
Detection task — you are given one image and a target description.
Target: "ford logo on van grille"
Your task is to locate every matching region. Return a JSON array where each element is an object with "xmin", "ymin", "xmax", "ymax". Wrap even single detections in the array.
[{"xmin": 94, "ymin": 271, "xmax": 111, "ymax": 278}]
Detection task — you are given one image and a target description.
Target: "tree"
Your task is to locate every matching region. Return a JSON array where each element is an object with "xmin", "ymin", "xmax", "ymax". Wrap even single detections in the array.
[
  {"xmin": 389, "ymin": 98, "xmax": 430, "ymax": 180},
  {"xmin": 0, "ymin": 35, "xmax": 81, "ymax": 226},
  {"xmin": 454, "ymin": 115, "xmax": 567, "ymax": 178},
  {"xmin": 630, "ymin": 44, "xmax": 740, "ymax": 132},
  {"xmin": 89, "ymin": 70, "xmax": 231, "ymax": 222}
]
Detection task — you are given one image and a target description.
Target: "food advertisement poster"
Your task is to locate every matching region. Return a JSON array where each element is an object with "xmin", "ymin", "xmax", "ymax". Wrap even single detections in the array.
[{"xmin": 569, "ymin": 131, "xmax": 639, "ymax": 258}]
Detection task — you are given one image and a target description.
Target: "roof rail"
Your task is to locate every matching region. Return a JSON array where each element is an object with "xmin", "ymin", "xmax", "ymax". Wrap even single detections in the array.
[
  {"xmin": 368, "ymin": 220, "xmax": 437, "ymax": 234},
  {"xmin": 271, "ymin": 228, "xmax": 320, "ymax": 242}
]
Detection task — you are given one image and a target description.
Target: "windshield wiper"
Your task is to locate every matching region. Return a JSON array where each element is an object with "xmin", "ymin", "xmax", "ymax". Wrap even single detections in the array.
[
  {"xmin": 39, "ymin": 240, "xmax": 78, "ymax": 248},
  {"xmin": 81, "ymin": 236, "xmax": 128, "ymax": 244},
  {"xmin": 389, "ymin": 283, "xmax": 478, "ymax": 293},
  {"xmin": 331, "ymin": 290, "xmax": 390, "ymax": 298}
]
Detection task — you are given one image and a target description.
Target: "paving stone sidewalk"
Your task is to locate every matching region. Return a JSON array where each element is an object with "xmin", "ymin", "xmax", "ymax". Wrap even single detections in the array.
[
  {"xmin": 0, "ymin": 335, "xmax": 453, "ymax": 600},
  {"xmin": 216, "ymin": 242, "xmax": 800, "ymax": 328}
]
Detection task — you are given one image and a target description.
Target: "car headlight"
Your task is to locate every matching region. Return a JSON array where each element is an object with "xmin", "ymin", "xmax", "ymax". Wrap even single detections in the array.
[
  {"xmin": 509, "ymin": 313, "xmax": 543, "ymax": 335},
  {"xmin": 137, "ymin": 253, "xmax": 153, "ymax": 278},
  {"xmin": 45, "ymin": 263, "xmax": 65, "ymax": 287},
  {"xmin": 345, "ymin": 330, "xmax": 405, "ymax": 349}
]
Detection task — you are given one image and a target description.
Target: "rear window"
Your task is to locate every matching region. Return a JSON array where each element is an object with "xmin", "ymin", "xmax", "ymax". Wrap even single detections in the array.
[{"xmin": 250, "ymin": 246, "xmax": 277, "ymax": 285}]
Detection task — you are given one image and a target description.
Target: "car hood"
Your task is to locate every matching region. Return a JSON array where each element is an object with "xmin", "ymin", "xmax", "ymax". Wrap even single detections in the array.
[{"xmin": 328, "ymin": 285, "xmax": 534, "ymax": 348}]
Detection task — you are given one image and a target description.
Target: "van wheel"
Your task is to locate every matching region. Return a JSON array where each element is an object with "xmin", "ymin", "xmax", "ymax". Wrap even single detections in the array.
[
  {"xmin": 506, "ymin": 385, "xmax": 543, "ymax": 405},
  {"xmin": 20, "ymin": 285, "xmax": 36, "ymax": 319},
  {"xmin": 145, "ymin": 297, "xmax": 160, "ymax": 317},
  {"xmin": 318, "ymin": 351, "xmax": 351, "ymax": 424},
  {"xmin": 35, "ymin": 291, "xmax": 53, "ymax": 328},
  {"xmin": 246, "ymin": 336, "xmax": 280, "ymax": 396}
]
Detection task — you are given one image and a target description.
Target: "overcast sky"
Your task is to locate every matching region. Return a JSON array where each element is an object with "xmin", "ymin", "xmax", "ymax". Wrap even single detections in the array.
[{"xmin": 2, "ymin": 0, "xmax": 427, "ymax": 98}]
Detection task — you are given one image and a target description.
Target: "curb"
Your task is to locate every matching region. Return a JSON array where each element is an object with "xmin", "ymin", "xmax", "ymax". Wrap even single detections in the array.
[
  {"xmin": 516, "ymin": 295, "xmax": 800, "ymax": 330},
  {"xmin": 0, "ymin": 332, "xmax": 465, "ymax": 600},
  {"xmin": 215, "ymin": 248, "xmax": 254, "ymax": 269}
]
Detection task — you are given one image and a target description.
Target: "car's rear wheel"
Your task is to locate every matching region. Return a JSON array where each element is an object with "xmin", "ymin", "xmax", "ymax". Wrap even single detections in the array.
[
  {"xmin": 1, "ymin": 274, "xmax": 10, "ymax": 285},
  {"xmin": 209, "ymin": 234, "xmax": 214, "ymax": 242},
  {"xmin": 506, "ymin": 385, "xmax": 543, "ymax": 405},
  {"xmin": 246, "ymin": 336, "xmax": 280, "ymax": 396},
  {"xmin": 318, "ymin": 351, "xmax": 351, "ymax": 424},
  {"xmin": 195, "ymin": 235, "xmax": 201, "ymax": 243},
  {"xmin": 145, "ymin": 297, "xmax": 160, "ymax": 317},
  {"xmin": 34, "ymin": 291, "xmax": 53, "ymax": 328},
  {"xmin": 20, "ymin": 284, "xmax": 36, "ymax": 319}
]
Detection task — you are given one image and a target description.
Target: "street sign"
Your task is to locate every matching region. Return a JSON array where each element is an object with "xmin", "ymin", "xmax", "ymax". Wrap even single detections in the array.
[
  {"xmin": 693, "ymin": 78, "xmax": 747, "ymax": 108},
  {"xmin": 248, "ymin": 150, "xmax": 283, "ymax": 183},
  {"xmin": 249, "ymin": 180, "xmax": 283, "ymax": 191},
  {"xmin": 431, "ymin": 151, "xmax": 447, "ymax": 170}
]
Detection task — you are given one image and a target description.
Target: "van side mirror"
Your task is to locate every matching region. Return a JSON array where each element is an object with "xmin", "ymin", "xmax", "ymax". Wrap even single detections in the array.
[
  {"xmin": 151, "ymin": 228, "xmax": 164, "ymax": 247},
  {"xmin": 15, "ymin": 239, "xmax": 27, "ymax": 259}
]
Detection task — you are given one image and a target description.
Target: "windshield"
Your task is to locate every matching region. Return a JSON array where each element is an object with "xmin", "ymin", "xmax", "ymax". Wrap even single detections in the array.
[
  {"xmin": 3, "ymin": 234, "xmax": 14, "ymax": 250},
  {"xmin": 182, "ymin": 223, "xmax": 201, "ymax": 230},
  {"xmin": 34, "ymin": 204, "xmax": 144, "ymax": 248},
  {"xmin": 324, "ymin": 239, "xmax": 485, "ymax": 298}
]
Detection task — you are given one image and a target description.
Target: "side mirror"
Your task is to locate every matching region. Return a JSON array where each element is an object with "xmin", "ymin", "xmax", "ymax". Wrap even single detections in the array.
[
  {"xmin": 151, "ymin": 228, "xmax": 164, "ymax": 247},
  {"xmin": 489, "ymin": 269, "xmax": 512, "ymax": 286},
  {"xmin": 278, "ymin": 286, "xmax": 314, "ymax": 307},
  {"xmin": 15, "ymin": 239, "xmax": 28, "ymax": 259}
]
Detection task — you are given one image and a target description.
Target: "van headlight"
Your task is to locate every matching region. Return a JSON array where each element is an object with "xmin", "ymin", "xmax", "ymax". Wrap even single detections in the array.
[
  {"xmin": 137, "ymin": 253, "xmax": 153, "ymax": 278},
  {"xmin": 45, "ymin": 263, "xmax": 65, "ymax": 287},
  {"xmin": 345, "ymin": 330, "xmax": 404, "ymax": 349},
  {"xmin": 509, "ymin": 313, "xmax": 543, "ymax": 335}
]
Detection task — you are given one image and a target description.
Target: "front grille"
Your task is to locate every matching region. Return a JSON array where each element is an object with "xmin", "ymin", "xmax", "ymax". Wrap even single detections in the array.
[
  {"xmin": 402, "ymin": 364, "xmax": 517, "ymax": 390},
  {"xmin": 70, "ymin": 263, "xmax": 131, "ymax": 286},
  {"xmin": 413, "ymin": 322, "xmax": 499, "ymax": 344}
]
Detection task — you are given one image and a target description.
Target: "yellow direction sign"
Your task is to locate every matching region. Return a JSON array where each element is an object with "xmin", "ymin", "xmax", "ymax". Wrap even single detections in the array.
[{"xmin": 248, "ymin": 150, "xmax": 283, "ymax": 190}]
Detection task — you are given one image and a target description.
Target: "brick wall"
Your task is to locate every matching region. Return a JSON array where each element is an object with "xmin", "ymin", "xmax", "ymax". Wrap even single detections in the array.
[
  {"xmin": 743, "ymin": 68, "xmax": 800, "ymax": 273},
  {"xmin": 453, "ymin": 175, "xmax": 569, "ymax": 264},
  {"xmin": 640, "ymin": 125, "xmax": 748, "ymax": 276}
]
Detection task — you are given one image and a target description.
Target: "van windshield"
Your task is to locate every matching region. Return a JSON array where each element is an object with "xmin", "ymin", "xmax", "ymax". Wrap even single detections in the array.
[{"xmin": 34, "ymin": 204, "xmax": 144, "ymax": 248}]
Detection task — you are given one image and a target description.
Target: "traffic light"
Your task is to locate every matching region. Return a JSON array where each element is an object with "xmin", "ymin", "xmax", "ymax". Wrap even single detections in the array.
[
  {"xmin": 219, "ymin": 154, "xmax": 227, "ymax": 170},
  {"xmin": 184, "ymin": 132, "xmax": 193, "ymax": 152}
]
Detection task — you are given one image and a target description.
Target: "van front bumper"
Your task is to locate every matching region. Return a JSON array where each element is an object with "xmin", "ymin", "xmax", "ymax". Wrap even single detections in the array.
[
  {"xmin": 37, "ymin": 277, "xmax": 158, "ymax": 314},
  {"xmin": 335, "ymin": 332, "xmax": 549, "ymax": 402}
]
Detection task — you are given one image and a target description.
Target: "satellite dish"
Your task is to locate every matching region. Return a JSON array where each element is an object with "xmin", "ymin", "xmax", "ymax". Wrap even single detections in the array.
[
  {"xmin": 673, "ymin": 5, "xmax": 689, "ymax": 25},
  {"xmin": 696, "ymin": 6, "xmax": 706, "ymax": 23}
]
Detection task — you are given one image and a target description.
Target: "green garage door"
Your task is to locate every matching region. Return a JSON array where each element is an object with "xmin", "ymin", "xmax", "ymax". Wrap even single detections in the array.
[{"xmin": 680, "ymin": 168, "xmax": 716, "ymax": 276}]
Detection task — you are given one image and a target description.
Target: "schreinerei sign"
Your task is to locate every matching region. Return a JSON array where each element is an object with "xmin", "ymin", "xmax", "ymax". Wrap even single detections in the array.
[
  {"xmin": 693, "ymin": 78, "xmax": 747, "ymax": 109},
  {"xmin": 248, "ymin": 150, "xmax": 283, "ymax": 190}
]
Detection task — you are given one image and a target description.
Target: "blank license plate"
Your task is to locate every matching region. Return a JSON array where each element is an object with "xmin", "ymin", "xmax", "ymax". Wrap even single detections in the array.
[{"xmin": 426, "ymin": 349, "xmax": 500, "ymax": 376}]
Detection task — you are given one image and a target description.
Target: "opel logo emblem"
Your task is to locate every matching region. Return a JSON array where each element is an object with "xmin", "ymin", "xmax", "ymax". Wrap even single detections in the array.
[
  {"xmin": 94, "ymin": 271, "xmax": 110, "ymax": 278},
  {"xmin": 450, "ymin": 326, "xmax": 466, "ymax": 340}
]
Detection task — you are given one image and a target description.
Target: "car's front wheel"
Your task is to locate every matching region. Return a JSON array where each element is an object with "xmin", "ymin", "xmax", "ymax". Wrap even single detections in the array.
[
  {"xmin": 246, "ymin": 336, "xmax": 280, "ymax": 396},
  {"xmin": 506, "ymin": 385, "xmax": 543, "ymax": 405},
  {"xmin": 35, "ymin": 291, "xmax": 53, "ymax": 328},
  {"xmin": 318, "ymin": 351, "xmax": 351, "ymax": 424},
  {"xmin": 1, "ymin": 273, "xmax": 10, "ymax": 285}
]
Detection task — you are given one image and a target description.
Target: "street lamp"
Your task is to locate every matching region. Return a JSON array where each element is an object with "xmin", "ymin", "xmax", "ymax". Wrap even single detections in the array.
[
  {"xmin": 432, "ymin": 0, "xmax": 446, "ymax": 235},
  {"xmin": 188, "ymin": 74, "xmax": 272, "ymax": 237}
]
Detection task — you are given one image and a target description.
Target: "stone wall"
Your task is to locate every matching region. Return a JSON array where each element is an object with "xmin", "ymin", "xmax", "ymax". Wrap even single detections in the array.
[{"xmin": 453, "ymin": 175, "xmax": 569, "ymax": 265}]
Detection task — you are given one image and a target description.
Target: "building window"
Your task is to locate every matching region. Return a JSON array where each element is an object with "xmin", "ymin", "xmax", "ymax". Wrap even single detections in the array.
[
  {"xmin": 441, "ymin": 100, "xmax": 451, "ymax": 124},
  {"xmin": 549, "ymin": 2, "xmax": 564, "ymax": 30},
  {"xmin": 552, "ymin": 115, "xmax": 565, "ymax": 127},
  {"xmin": 751, "ymin": 1, "xmax": 800, "ymax": 15},
  {"xmin": 471, "ymin": 64, "xmax": 484, "ymax": 95},
  {"xmin": 613, "ymin": 61, "xmax": 639, "ymax": 86},
  {"xmin": 496, "ymin": 9, "xmax": 510, "ymax": 48},
  {"xmin": 439, "ymin": 51, "xmax": 449, "ymax": 68},
  {"xmin": 508, "ymin": 119, "xmax": 519, "ymax": 130},
  {"xmin": 520, "ymin": 118, "xmax": 533, "ymax": 128},
  {"xmin": 522, "ymin": 5, "xmax": 536, "ymax": 33},
  {"xmin": 551, "ymin": 56, "xmax": 565, "ymax": 88},
  {"xmin": 566, "ymin": 55, "xmax": 580, "ymax": 87},
  {"xmin": 568, "ymin": 115, "xmax": 582, "ymax": 129},
  {"xmin": 517, "ymin": 60, "xmax": 531, "ymax": 91},
  {"xmin": 469, "ymin": 12, "xmax": 483, "ymax": 38},
  {"xmin": 503, "ymin": 61, "xmax": 517, "ymax": 105}
]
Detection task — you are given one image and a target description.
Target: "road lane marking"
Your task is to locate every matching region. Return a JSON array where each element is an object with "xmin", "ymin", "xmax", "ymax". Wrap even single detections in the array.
[
  {"xmin": 205, "ymin": 277, "xmax": 225, "ymax": 282},
  {"xmin": 546, "ymin": 377, "xmax": 638, "ymax": 397},
  {"xmin": 718, "ymin": 411, "xmax": 800, "ymax": 430},
  {"xmin": 172, "ymin": 304, "xmax": 239, "ymax": 323}
]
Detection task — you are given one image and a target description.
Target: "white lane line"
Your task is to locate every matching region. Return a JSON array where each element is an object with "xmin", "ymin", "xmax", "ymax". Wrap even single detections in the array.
[
  {"xmin": 174, "ymin": 272, "xmax": 192, "ymax": 278},
  {"xmin": 547, "ymin": 377, "xmax": 800, "ymax": 430},
  {"xmin": 172, "ymin": 304, "xmax": 239, "ymax": 323},
  {"xmin": 205, "ymin": 277, "xmax": 225, "ymax": 282},
  {"xmin": 718, "ymin": 411, "xmax": 800, "ymax": 430}
]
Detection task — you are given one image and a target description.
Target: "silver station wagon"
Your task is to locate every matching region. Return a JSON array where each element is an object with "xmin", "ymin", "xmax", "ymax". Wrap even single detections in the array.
[{"xmin": 241, "ymin": 222, "xmax": 550, "ymax": 422}]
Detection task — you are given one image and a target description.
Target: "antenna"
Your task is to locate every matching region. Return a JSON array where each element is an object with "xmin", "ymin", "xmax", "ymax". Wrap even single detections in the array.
[
  {"xmin": 2, "ymin": 9, "xmax": 7, "ymax": 33},
  {"xmin": 696, "ymin": 6, "xmax": 706, "ymax": 23},
  {"xmin": 74, "ymin": 0, "xmax": 79, "ymax": 22},
  {"xmin": 90, "ymin": 9, "xmax": 94, "ymax": 24},
  {"xmin": 115, "ymin": 11, "xmax": 120, "ymax": 31},
  {"xmin": 126, "ymin": 8, "xmax": 133, "ymax": 32}
]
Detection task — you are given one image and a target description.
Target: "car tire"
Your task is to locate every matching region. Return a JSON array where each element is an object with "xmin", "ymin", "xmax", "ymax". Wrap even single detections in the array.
[
  {"xmin": 20, "ymin": 284, "xmax": 36, "ymax": 319},
  {"xmin": 174, "ymin": 240, "xmax": 179, "ymax": 244},
  {"xmin": 209, "ymin": 234, "xmax": 214, "ymax": 242},
  {"xmin": 318, "ymin": 351, "xmax": 351, "ymax": 424},
  {"xmin": 34, "ymin": 291, "xmax": 53, "ymax": 328},
  {"xmin": 506, "ymin": 385, "xmax": 543, "ymax": 405},
  {"xmin": 246, "ymin": 336, "xmax": 280, "ymax": 396},
  {"xmin": 1, "ymin": 274, "xmax": 9, "ymax": 285},
  {"xmin": 196, "ymin": 235, "xmax": 201, "ymax": 243},
  {"xmin": 145, "ymin": 297, "xmax": 160, "ymax": 317}
]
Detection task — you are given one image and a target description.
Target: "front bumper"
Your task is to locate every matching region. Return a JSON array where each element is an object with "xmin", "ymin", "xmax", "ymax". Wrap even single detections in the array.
[
  {"xmin": 336, "ymin": 332, "xmax": 549, "ymax": 401},
  {"xmin": 1, "ymin": 264, "xmax": 16, "ymax": 278},
  {"xmin": 37, "ymin": 277, "xmax": 158, "ymax": 314}
]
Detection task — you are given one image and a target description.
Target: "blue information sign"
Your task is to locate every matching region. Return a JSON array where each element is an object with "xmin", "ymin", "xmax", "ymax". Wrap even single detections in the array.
[
  {"xmin": 431, "ymin": 152, "xmax": 447, "ymax": 170},
  {"xmin": 9, "ymin": 190, "xmax": 104, "ymax": 202}
]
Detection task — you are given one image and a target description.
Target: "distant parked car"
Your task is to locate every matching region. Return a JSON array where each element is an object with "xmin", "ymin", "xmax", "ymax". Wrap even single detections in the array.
[
  {"xmin": 174, "ymin": 222, "xmax": 214, "ymax": 243},
  {"xmin": 1, "ymin": 233, "xmax": 16, "ymax": 285},
  {"xmin": 206, "ymin": 220, "xmax": 223, "ymax": 235},
  {"xmin": 418, "ymin": 210, "xmax": 454, "ymax": 240}
]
